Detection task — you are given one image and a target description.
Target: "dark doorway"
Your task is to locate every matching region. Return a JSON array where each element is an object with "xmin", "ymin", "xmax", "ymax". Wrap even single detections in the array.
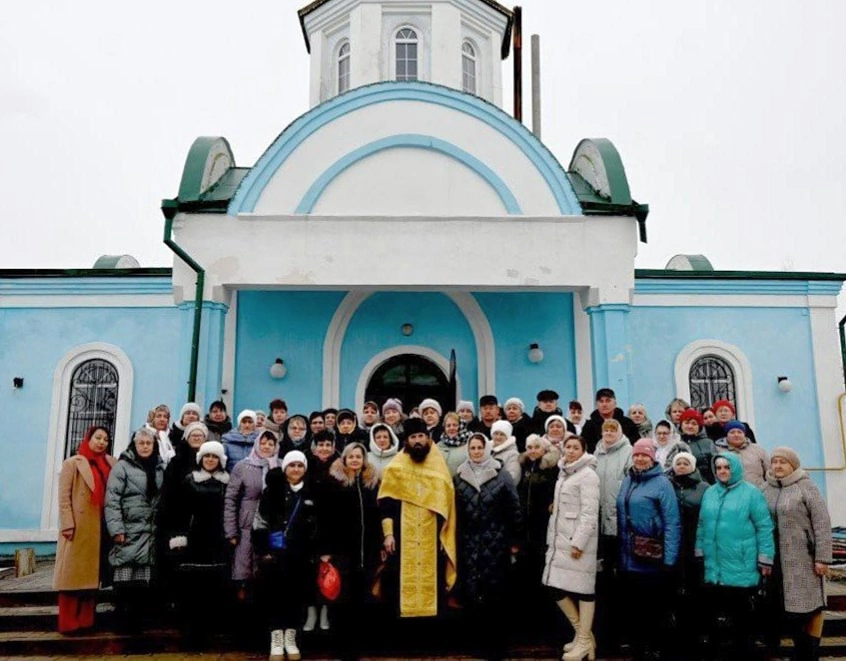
[{"xmin": 365, "ymin": 354, "xmax": 450, "ymax": 413}]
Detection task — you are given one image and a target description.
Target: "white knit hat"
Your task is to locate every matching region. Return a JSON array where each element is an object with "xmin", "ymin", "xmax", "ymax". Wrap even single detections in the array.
[
  {"xmin": 544, "ymin": 415, "xmax": 568, "ymax": 432},
  {"xmin": 419, "ymin": 398, "xmax": 442, "ymax": 416},
  {"xmin": 182, "ymin": 421, "xmax": 209, "ymax": 441},
  {"xmin": 196, "ymin": 441, "xmax": 227, "ymax": 468},
  {"xmin": 457, "ymin": 400, "xmax": 474, "ymax": 414},
  {"xmin": 237, "ymin": 409, "xmax": 256, "ymax": 425},
  {"xmin": 282, "ymin": 450, "xmax": 308, "ymax": 472},
  {"xmin": 491, "ymin": 420, "xmax": 514, "ymax": 438},
  {"xmin": 504, "ymin": 397, "xmax": 525, "ymax": 411},
  {"xmin": 180, "ymin": 402, "xmax": 202, "ymax": 419}
]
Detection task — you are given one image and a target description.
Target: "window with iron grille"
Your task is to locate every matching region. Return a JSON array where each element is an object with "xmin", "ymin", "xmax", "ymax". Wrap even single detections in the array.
[
  {"xmin": 338, "ymin": 41, "xmax": 351, "ymax": 94},
  {"xmin": 689, "ymin": 355, "xmax": 736, "ymax": 412},
  {"xmin": 462, "ymin": 41, "xmax": 476, "ymax": 94},
  {"xmin": 395, "ymin": 28, "xmax": 418, "ymax": 81},
  {"xmin": 64, "ymin": 358, "xmax": 118, "ymax": 458}
]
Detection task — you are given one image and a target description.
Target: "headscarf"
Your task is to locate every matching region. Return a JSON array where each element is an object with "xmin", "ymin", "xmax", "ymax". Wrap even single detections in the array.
[
  {"xmin": 77, "ymin": 426, "xmax": 112, "ymax": 507},
  {"xmin": 247, "ymin": 431, "xmax": 281, "ymax": 489},
  {"xmin": 128, "ymin": 433, "xmax": 161, "ymax": 501},
  {"xmin": 465, "ymin": 433, "xmax": 497, "ymax": 490}
]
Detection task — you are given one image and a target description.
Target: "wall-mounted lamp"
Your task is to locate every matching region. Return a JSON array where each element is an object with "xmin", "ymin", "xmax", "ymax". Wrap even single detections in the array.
[
  {"xmin": 777, "ymin": 376, "xmax": 792, "ymax": 393},
  {"xmin": 269, "ymin": 358, "xmax": 287, "ymax": 380},
  {"xmin": 401, "ymin": 323, "xmax": 414, "ymax": 337},
  {"xmin": 12, "ymin": 377, "xmax": 24, "ymax": 389},
  {"xmin": 528, "ymin": 343, "xmax": 544, "ymax": 364}
]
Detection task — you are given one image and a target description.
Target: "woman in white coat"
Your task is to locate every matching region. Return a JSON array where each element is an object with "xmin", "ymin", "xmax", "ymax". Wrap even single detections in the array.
[{"xmin": 543, "ymin": 435, "xmax": 600, "ymax": 661}]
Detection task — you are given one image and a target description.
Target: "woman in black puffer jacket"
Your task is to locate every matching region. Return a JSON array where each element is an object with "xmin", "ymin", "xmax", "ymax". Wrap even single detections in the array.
[{"xmin": 454, "ymin": 433, "xmax": 523, "ymax": 659}]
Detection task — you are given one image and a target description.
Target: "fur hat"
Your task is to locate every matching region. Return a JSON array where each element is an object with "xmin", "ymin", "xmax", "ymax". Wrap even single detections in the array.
[
  {"xmin": 457, "ymin": 400, "xmax": 475, "ymax": 414},
  {"xmin": 712, "ymin": 399, "xmax": 736, "ymax": 416},
  {"xmin": 196, "ymin": 441, "xmax": 227, "ymax": 468},
  {"xmin": 282, "ymin": 450, "xmax": 308, "ymax": 472},
  {"xmin": 544, "ymin": 414, "xmax": 568, "ymax": 432},
  {"xmin": 237, "ymin": 410, "xmax": 256, "ymax": 426},
  {"xmin": 182, "ymin": 421, "xmax": 209, "ymax": 441},
  {"xmin": 504, "ymin": 397, "xmax": 525, "ymax": 411},
  {"xmin": 679, "ymin": 408, "xmax": 704, "ymax": 427},
  {"xmin": 403, "ymin": 417, "xmax": 428, "ymax": 437},
  {"xmin": 419, "ymin": 398, "xmax": 442, "ymax": 416},
  {"xmin": 525, "ymin": 433, "xmax": 550, "ymax": 450},
  {"xmin": 180, "ymin": 403, "xmax": 202, "ymax": 420},
  {"xmin": 672, "ymin": 451, "xmax": 697, "ymax": 473},
  {"xmin": 632, "ymin": 438, "xmax": 657, "ymax": 461},
  {"xmin": 723, "ymin": 420, "xmax": 746, "ymax": 435},
  {"xmin": 491, "ymin": 420, "xmax": 513, "ymax": 438},
  {"xmin": 382, "ymin": 398, "xmax": 403, "ymax": 415},
  {"xmin": 771, "ymin": 446, "xmax": 801, "ymax": 470}
]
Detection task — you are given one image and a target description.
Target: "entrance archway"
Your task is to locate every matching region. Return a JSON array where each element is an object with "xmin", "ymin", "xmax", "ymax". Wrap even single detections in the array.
[{"xmin": 363, "ymin": 352, "xmax": 451, "ymax": 413}]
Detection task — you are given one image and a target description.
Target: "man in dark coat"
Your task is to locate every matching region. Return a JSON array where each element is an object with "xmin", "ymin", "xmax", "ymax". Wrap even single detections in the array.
[
  {"xmin": 469, "ymin": 395, "xmax": 502, "ymax": 436},
  {"xmin": 531, "ymin": 389, "xmax": 577, "ymax": 436},
  {"xmin": 580, "ymin": 388, "xmax": 640, "ymax": 452}
]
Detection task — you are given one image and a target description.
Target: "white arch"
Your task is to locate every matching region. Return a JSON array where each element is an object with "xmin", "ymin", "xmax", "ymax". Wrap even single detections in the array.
[
  {"xmin": 41, "ymin": 342, "xmax": 134, "ymax": 531},
  {"xmin": 674, "ymin": 339, "xmax": 755, "ymax": 428},
  {"xmin": 322, "ymin": 291, "xmax": 495, "ymax": 407},
  {"xmin": 353, "ymin": 345, "xmax": 461, "ymax": 413}
]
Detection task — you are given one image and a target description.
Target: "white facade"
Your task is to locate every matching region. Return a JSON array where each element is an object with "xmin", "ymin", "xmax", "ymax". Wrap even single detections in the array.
[{"xmin": 300, "ymin": 0, "xmax": 511, "ymax": 106}]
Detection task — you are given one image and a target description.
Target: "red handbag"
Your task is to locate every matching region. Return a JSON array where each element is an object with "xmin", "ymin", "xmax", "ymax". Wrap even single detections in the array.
[{"xmin": 318, "ymin": 560, "xmax": 342, "ymax": 601}]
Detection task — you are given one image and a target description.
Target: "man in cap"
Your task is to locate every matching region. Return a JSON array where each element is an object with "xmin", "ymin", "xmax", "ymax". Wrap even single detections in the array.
[
  {"xmin": 531, "ymin": 389, "xmax": 576, "ymax": 436},
  {"xmin": 580, "ymin": 388, "xmax": 640, "ymax": 452},
  {"xmin": 469, "ymin": 395, "xmax": 502, "ymax": 436},
  {"xmin": 378, "ymin": 417, "xmax": 457, "ymax": 620}
]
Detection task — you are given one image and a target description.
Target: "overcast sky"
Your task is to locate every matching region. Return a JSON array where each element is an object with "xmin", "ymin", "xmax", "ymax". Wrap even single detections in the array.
[{"xmin": 1, "ymin": 0, "xmax": 844, "ymax": 278}]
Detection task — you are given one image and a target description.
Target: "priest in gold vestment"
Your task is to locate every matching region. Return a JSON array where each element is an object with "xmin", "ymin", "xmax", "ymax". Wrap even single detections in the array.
[{"xmin": 378, "ymin": 417, "xmax": 457, "ymax": 618}]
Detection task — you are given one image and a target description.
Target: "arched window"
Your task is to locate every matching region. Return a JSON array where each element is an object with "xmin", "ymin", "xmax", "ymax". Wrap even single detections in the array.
[
  {"xmin": 688, "ymin": 355, "xmax": 737, "ymax": 411},
  {"xmin": 64, "ymin": 358, "xmax": 118, "ymax": 458},
  {"xmin": 337, "ymin": 41, "xmax": 351, "ymax": 94},
  {"xmin": 462, "ymin": 41, "xmax": 477, "ymax": 94},
  {"xmin": 395, "ymin": 28, "xmax": 418, "ymax": 81}
]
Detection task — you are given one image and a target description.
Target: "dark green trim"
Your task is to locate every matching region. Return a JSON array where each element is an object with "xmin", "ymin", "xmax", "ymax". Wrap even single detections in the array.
[
  {"xmin": 840, "ymin": 315, "xmax": 846, "ymax": 391},
  {"xmin": 162, "ymin": 201, "xmax": 205, "ymax": 403},
  {"xmin": 0, "ymin": 268, "xmax": 171, "ymax": 278},
  {"xmin": 635, "ymin": 269, "xmax": 846, "ymax": 281},
  {"xmin": 297, "ymin": 0, "xmax": 513, "ymax": 58}
]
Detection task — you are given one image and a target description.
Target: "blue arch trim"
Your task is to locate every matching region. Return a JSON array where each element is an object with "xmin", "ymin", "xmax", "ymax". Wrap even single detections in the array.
[
  {"xmin": 296, "ymin": 134, "xmax": 522, "ymax": 215},
  {"xmin": 228, "ymin": 82, "xmax": 582, "ymax": 216}
]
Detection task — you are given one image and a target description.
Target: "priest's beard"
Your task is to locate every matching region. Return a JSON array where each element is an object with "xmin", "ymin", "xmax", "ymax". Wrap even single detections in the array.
[{"xmin": 406, "ymin": 442, "xmax": 431, "ymax": 463}]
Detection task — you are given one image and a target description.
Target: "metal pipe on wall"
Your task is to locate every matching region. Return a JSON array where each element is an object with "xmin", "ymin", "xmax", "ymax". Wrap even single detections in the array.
[
  {"xmin": 531, "ymin": 34, "xmax": 541, "ymax": 138},
  {"xmin": 513, "ymin": 6, "xmax": 523, "ymax": 122}
]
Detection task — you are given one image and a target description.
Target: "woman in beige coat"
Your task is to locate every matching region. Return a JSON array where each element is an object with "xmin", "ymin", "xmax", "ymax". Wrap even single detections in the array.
[{"xmin": 53, "ymin": 426, "xmax": 116, "ymax": 633}]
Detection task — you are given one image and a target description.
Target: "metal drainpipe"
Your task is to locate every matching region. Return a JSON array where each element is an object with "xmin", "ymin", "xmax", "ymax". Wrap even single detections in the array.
[
  {"xmin": 840, "ymin": 314, "xmax": 846, "ymax": 390},
  {"xmin": 161, "ymin": 200, "xmax": 204, "ymax": 403}
]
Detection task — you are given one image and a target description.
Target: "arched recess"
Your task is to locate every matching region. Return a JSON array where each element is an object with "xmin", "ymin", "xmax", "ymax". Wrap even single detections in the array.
[
  {"xmin": 354, "ymin": 345, "xmax": 461, "ymax": 413},
  {"xmin": 296, "ymin": 134, "xmax": 522, "ymax": 214},
  {"xmin": 41, "ymin": 343, "xmax": 134, "ymax": 531},
  {"xmin": 322, "ymin": 291, "xmax": 494, "ymax": 408},
  {"xmin": 674, "ymin": 339, "xmax": 755, "ymax": 428}
]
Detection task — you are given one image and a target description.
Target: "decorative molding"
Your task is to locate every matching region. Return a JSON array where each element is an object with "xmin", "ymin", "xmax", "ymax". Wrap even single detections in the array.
[
  {"xmin": 220, "ymin": 290, "xmax": 238, "ymax": 412},
  {"xmin": 635, "ymin": 278, "xmax": 843, "ymax": 297},
  {"xmin": 296, "ymin": 134, "xmax": 522, "ymax": 215},
  {"xmin": 353, "ymin": 345, "xmax": 460, "ymax": 412},
  {"xmin": 0, "ymin": 277, "xmax": 173, "ymax": 296},
  {"xmin": 41, "ymin": 343, "xmax": 134, "ymax": 532},
  {"xmin": 229, "ymin": 82, "xmax": 581, "ymax": 216},
  {"xmin": 633, "ymin": 294, "xmax": 813, "ymax": 308},
  {"xmin": 322, "ymin": 290, "xmax": 495, "ymax": 407},
  {"xmin": 0, "ymin": 294, "xmax": 174, "ymax": 309},
  {"xmin": 673, "ymin": 339, "xmax": 755, "ymax": 429}
]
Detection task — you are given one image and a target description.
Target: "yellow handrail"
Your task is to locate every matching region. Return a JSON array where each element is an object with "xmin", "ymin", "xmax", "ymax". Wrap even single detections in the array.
[{"xmin": 805, "ymin": 392, "xmax": 846, "ymax": 472}]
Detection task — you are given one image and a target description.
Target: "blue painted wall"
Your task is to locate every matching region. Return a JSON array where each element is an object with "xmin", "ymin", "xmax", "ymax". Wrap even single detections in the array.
[
  {"xmin": 473, "ymin": 292, "xmax": 577, "ymax": 407},
  {"xmin": 233, "ymin": 291, "xmax": 347, "ymax": 415},
  {"xmin": 628, "ymin": 305, "xmax": 824, "ymax": 490},
  {"xmin": 0, "ymin": 305, "xmax": 183, "ymax": 532}
]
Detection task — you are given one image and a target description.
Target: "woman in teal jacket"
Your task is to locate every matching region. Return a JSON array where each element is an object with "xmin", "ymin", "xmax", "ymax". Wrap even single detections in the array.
[{"xmin": 695, "ymin": 452, "xmax": 774, "ymax": 658}]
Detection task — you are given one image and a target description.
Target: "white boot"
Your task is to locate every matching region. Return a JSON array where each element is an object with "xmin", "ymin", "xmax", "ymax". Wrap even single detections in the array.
[
  {"xmin": 563, "ymin": 601, "xmax": 596, "ymax": 661},
  {"xmin": 284, "ymin": 628, "xmax": 301, "ymax": 661},
  {"xmin": 303, "ymin": 605, "xmax": 317, "ymax": 632},
  {"xmin": 319, "ymin": 604, "xmax": 330, "ymax": 631},
  {"xmin": 269, "ymin": 629, "xmax": 285, "ymax": 661},
  {"xmin": 556, "ymin": 597, "xmax": 580, "ymax": 653}
]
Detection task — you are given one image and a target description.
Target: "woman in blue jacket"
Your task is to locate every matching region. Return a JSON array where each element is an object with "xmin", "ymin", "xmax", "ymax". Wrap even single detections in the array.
[
  {"xmin": 616, "ymin": 439, "xmax": 681, "ymax": 660},
  {"xmin": 695, "ymin": 452, "xmax": 774, "ymax": 659}
]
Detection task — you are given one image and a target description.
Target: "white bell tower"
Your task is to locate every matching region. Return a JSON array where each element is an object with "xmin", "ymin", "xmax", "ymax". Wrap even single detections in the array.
[{"xmin": 298, "ymin": 0, "xmax": 513, "ymax": 107}]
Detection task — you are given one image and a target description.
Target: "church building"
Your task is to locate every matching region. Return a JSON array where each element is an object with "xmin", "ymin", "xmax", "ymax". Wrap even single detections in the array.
[{"xmin": 1, "ymin": 0, "xmax": 845, "ymax": 552}]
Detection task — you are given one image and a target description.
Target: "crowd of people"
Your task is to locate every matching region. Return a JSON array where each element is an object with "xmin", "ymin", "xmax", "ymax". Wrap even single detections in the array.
[{"xmin": 52, "ymin": 387, "xmax": 833, "ymax": 661}]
